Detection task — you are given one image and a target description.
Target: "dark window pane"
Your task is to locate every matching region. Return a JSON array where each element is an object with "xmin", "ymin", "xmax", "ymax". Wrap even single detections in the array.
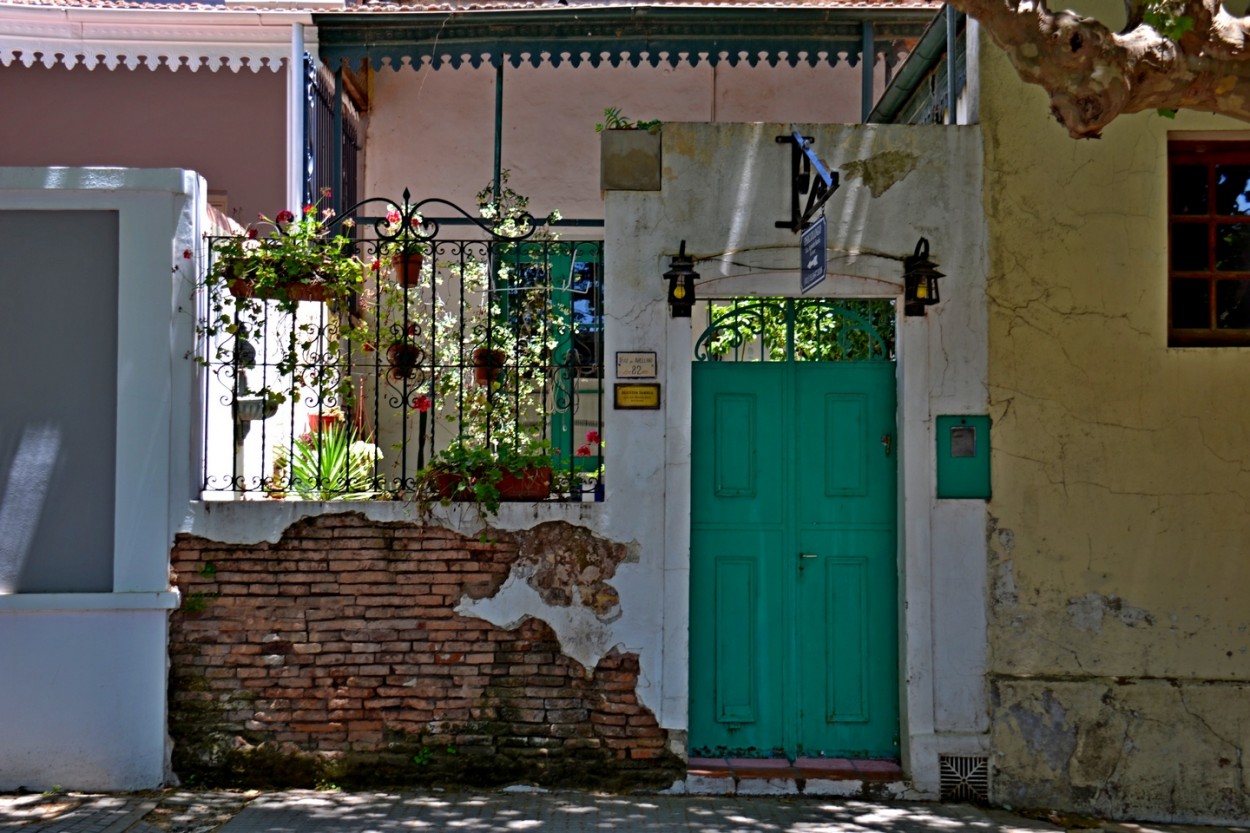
[
  {"xmin": 1172, "ymin": 164, "xmax": 1208, "ymax": 215},
  {"xmin": 1172, "ymin": 279, "xmax": 1211, "ymax": 329},
  {"xmin": 1172, "ymin": 223, "xmax": 1209, "ymax": 271},
  {"xmin": 1215, "ymin": 223, "xmax": 1250, "ymax": 271},
  {"xmin": 1217, "ymin": 280, "xmax": 1250, "ymax": 328},
  {"xmin": 1216, "ymin": 165, "xmax": 1250, "ymax": 216}
]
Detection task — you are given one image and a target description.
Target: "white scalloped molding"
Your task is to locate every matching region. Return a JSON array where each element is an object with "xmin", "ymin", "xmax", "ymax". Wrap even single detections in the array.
[{"xmin": 0, "ymin": 6, "xmax": 322, "ymax": 72}]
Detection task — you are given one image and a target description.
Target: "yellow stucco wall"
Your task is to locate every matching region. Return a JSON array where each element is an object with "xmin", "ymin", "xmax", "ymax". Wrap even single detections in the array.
[{"xmin": 980, "ymin": 37, "xmax": 1250, "ymax": 822}]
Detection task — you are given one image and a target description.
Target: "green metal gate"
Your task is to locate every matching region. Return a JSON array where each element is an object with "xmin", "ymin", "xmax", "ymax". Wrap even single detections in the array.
[{"xmin": 689, "ymin": 299, "xmax": 899, "ymax": 759}]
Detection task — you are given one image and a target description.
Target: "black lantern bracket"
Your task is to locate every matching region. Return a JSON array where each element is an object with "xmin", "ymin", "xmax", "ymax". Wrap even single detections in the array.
[
  {"xmin": 903, "ymin": 236, "xmax": 945, "ymax": 316},
  {"xmin": 775, "ymin": 128, "xmax": 840, "ymax": 233},
  {"xmin": 664, "ymin": 240, "xmax": 699, "ymax": 318}
]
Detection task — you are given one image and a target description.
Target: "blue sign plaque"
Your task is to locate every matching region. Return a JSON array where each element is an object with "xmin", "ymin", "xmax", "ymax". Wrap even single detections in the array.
[{"xmin": 800, "ymin": 214, "xmax": 827, "ymax": 294}]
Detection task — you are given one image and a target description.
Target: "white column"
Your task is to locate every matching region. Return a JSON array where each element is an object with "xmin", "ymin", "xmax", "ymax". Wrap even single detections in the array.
[{"xmin": 286, "ymin": 23, "xmax": 305, "ymax": 212}]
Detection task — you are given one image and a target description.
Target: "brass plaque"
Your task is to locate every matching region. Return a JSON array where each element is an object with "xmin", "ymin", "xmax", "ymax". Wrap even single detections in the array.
[
  {"xmin": 614, "ymin": 383, "xmax": 661, "ymax": 410},
  {"xmin": 616, "ymin": 351, "xmax": 657, "ymax": 379}
]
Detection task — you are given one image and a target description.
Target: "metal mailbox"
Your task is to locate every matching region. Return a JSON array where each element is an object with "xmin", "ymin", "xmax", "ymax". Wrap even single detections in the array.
[{"xmin": 936, "ymin": 415, "xmax": 991, "ymax": 499}]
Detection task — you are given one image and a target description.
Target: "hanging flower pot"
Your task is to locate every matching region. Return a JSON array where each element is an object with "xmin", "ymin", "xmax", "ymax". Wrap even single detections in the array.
[
  {"xmin": 390, "ymin": 250, "xmax": 424, "ymax": 288},
  {"xmin": 472, "ymin": 348, "xmax": 507, "ymax": 386},
  {"xmin": 386, "ymin": 341, "xmax": 423, "ymax": 381}
]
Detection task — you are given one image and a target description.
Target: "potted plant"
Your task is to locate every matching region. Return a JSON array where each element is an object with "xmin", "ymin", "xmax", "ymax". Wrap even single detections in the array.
[
  {"xmin": 596, "ymin": 107, "xmax": 663, "ymax": 191},
  {"xmin": 378, "ymin": 201, "xmax": 427, "ymax": 288},
  {"xmin": 199, "ymin": 187, "xmax": 368, "ymax": 410},
  {"xmin": 206, "ymin": 190, "xmax": 364, "ymax": 305},
  {"xmin": 274, "ymin": 421, "xmax": 385, "ymax": 500},
  {"xmin": 421, "ymin": 433, "xmax": 554, "ymax": 515}
]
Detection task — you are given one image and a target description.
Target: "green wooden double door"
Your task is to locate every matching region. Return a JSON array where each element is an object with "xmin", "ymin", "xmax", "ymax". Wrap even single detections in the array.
[{"xmin": 690, "ymin": 359, "xmax": 899, "ymax": 758}]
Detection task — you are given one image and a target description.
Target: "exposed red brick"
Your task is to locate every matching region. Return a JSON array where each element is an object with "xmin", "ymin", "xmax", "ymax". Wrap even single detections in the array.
[{"xmin": 169, "ymin": 513, "xmax": 671, "ymax": 783}]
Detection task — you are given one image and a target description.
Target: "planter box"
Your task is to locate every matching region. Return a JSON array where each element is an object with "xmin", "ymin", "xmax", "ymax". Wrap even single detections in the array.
[
  {"xmin": 228, "ymin": 278, "xmax": 331, "ymax": 303},
  {"xmin": 434, "ymin": 467, "xmax": 552, "ymax": 502},
  {"xmin": 600, "ymin": 129, "xmax": 662, "ymax": 191}
]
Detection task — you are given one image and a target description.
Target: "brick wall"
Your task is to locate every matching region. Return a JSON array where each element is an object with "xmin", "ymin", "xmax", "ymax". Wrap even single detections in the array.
[{"xmin": 168, "ymin": 513, "xmax": 680, "ymax": 789}]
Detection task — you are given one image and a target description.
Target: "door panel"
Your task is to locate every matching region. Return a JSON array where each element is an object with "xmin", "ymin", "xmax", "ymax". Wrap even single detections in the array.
[
  {"xmin": 689, "ymin": 528, "xmax": 785, "ymax": 753},
  {"xmin": 691, "ymin": 357, "xmax": 897, "ymax": 759}
]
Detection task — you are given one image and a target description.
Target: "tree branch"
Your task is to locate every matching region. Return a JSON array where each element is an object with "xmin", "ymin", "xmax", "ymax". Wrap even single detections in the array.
[{"xmin": 948, "ymin": 0, "xmax": 1250, "ymax": 138}]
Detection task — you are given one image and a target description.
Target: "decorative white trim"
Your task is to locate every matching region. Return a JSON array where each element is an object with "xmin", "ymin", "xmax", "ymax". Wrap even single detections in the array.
[
  {"xmin": 0, "ymin": 5, "xmax": 323, "ymax": 72},
  {"xmin": 0, "ymin": 591, "xmax": 180, "ymax": 611}
]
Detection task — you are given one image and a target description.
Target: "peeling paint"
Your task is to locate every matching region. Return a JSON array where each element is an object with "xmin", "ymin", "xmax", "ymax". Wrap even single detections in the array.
[
  {"xmin": 506, "ymin": 521, "xmax": 626, "ymax": 620},
  {"xmin": 840, "ymin": 150, "xmax": 919, "ymax": 197},
  {"xmin": 1067, "ymin": 592, "xmax": 1156, "ymax": 633}
]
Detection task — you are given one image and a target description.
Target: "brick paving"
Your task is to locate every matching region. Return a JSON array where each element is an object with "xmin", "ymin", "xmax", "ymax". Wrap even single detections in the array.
[{"xmin": 2, "ymin": 789, "xmax": 1245, "ymax": 833}]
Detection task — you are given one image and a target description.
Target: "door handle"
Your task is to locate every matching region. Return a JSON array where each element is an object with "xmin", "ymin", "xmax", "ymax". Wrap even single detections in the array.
[
  {"xmin": 881, "ymin": 433, "xmax": 893, "ymax": 457},
  {"xmin": 798, "ymin": 552, "xmax": 817, "ymax": 573}
]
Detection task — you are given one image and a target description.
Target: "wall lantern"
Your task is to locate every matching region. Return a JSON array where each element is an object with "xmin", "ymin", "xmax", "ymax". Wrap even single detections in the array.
[
  {"xmin": 664, "ymin": 240, "xmax": 698, "ymax": 318},
  {"xmin": 903, "ymin": 237, "xmax": 945, "ymax": 316}
]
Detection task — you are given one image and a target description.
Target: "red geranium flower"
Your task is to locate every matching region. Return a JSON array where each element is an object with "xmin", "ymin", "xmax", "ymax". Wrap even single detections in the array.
[
  {"xmin": 412, "ymin": 395, "xmax": 432, "ymax": 412},
  {"xmin": 303, "ymin": 204, "xmax": 315, "ymax": 215},
  {"xmin": 585, "ymin": 430, "xmax": 600, "ymax": 444},
  {"xmin": 386, "ymin": 210, "xmax": 401, "ymax": 225},
  {"xmin": 576, "ymin": 445, "xmax": 591, "ymax": 457},
  {"xmin": 275, "ymin": 209, "xmax": 295, "ymax": 224},
  {"xmin": 183, "ymin": 249, "xmax": 193, "ymax": 260},
  {"xmin": 247, "ymin": 228, "xmax": 259, "ymax": 239}
]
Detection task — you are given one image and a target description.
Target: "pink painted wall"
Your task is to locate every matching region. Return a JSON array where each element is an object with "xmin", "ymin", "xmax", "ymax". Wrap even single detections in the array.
[
  {"xmin": 0, "ymin": 64, "xmax": 286, "ymax": 223},
  {"xmin": 365, "ymin": 60, "xmax": 882, "ymax": 223}
]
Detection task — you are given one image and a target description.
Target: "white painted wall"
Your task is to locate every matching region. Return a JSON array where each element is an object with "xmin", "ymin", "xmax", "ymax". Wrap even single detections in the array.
[
  {"xmin": 0, "ymin": 166, "xmax": 197, "ymax": 790},
  {"xmin": 612, "ymin": 122, "xmax": 989, "ymax": 792},
  {"xmin": 183, "ymin": 123, "xmax": 989, "ymax": 792}
]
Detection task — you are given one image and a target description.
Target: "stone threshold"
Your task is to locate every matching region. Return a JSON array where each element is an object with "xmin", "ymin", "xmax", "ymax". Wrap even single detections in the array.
[{"xmin": 685, "ymin": 757, "xmax": 906, "ymax": 797}]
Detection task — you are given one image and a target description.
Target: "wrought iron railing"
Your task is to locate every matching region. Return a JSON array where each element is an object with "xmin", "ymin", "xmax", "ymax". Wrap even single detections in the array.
[
  {"xmin": 198, "ymin": 194, "xmax": 604, "ymax": 503},
  {"xmin": 694, "ymin": 297, "xmax": 896, "ymax": 362}
]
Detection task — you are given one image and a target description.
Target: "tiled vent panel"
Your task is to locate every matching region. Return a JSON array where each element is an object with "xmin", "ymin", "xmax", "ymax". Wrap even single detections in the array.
[{"xmin": 938, "ymin": 755, "xmax": 989, "ymax": 803}]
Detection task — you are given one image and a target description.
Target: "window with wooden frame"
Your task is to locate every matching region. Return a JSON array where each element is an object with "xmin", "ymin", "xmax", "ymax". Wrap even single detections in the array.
[{"xmin": 1169, "ymin": 140, "xmax": 1250, "ymax": 346}]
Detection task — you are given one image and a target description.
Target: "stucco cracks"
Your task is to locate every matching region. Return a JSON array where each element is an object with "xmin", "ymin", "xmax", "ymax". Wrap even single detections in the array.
[{"xmin": 992, "ymin": 679, "xmax": 1250, "ymax": 822}]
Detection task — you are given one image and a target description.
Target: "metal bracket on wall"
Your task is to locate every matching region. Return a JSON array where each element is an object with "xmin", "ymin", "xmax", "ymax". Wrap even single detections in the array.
[{"xmin": 775, "ymin": 128, "xmax": 839, "ymax": 233}]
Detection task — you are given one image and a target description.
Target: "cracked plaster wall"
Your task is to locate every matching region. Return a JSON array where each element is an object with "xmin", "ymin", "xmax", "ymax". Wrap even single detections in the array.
[{"xmin": 981, "ymin": 40, "xmax": 1250, "ymax": 822}]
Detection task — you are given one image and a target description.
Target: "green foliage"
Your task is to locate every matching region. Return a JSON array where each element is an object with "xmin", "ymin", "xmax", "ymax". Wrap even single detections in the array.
[
  {"xmin": 413, "ymin": 748, "xmax": 433, "ymax": 766},
  {"xmin": 199, "ymin": 187, "xmax": 368, "ymax": 409},
  {"xmin": 1143, "ymin": 1, "xmax": 1194, "ymax": 40},
  {"xmin": 421, "ymin": 435, "xmax": 554, "ymax": 516},
  {"xmin": 594, "ymin": 107, "xmax": 662, "ymax": 134},
  {"xmin": 282, "ymin": 422, "xmax": 385, "ymax": 500},
  {"xmin": 704, "ymin": 298, "xmax": 895, "ymax": 362},
  {"xmin": 198, "ymin": 561, "xmax": 217, "ymax": 578}
]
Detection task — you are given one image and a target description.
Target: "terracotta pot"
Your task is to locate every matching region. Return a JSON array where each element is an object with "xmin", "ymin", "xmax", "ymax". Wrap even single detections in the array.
[
  {"xmin": 386, "ymin": 342, "xmax": 423, "ymax": 381},
  {"xmin": 391, "ymin": 251, "xmax": 424, "ymax": 288},
  {"xmin": 472, "ymin": 348, "xmax": 507, "ymax": 386},
  {"xmin": 307, "ymin": 412, "xmax": 341, "ymax": 433},
  {"xmin": 228, "ymin": 278, "xmax": 331, "ymax": 303},
  {"xmin": 434, "ymin": 467, "xmax": 552, "ymax": 502}
]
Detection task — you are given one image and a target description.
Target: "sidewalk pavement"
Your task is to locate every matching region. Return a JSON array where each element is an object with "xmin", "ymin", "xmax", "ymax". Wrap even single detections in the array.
[{"xmin": 1, "ymin": 788, "xmax": 1241, "ymax": 833}]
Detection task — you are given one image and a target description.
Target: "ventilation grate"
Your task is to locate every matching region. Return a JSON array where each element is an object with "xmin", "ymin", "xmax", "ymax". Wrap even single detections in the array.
[{"xmin": 939, "ymin": 754, "xmax": 989, "ymax": 803}]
